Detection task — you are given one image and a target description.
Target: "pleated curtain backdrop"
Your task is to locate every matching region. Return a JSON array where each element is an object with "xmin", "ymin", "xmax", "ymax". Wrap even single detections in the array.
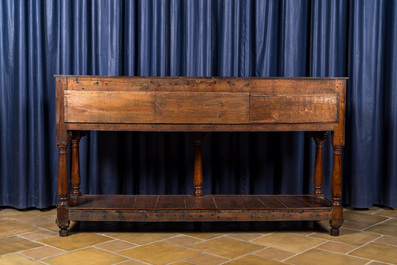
[{"xmin": 0, "ymin": 0, "xmax": 396, "ymax": 209}]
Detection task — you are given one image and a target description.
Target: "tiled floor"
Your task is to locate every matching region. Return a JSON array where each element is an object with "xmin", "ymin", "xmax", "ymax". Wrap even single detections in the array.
[{"xmin": 0, "ymin": 206, "xmax": 396, "ymax": 264}]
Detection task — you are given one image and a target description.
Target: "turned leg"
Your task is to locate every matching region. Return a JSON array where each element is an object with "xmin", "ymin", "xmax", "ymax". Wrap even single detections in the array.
[
  {"xmin": 70, "ymin": 131, "xmax": 82, "ymax": 198},
  {"xmin": 307, "ymin": 132, "xmax": 328, "ymax": 197},
  {"xmin": 188, "ymin": 133, "xmax": 209, "ymax": 196},
  {"xmin": 330, "ymin": 145, "xmax": 343, "ymax": 236},
  {"xmin": 56, "ymin": 144, "xmax": 70, "ymax": 237}
]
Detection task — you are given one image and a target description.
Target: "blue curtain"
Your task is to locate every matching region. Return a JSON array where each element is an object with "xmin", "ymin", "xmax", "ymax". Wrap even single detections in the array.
[{"xmin": 0, "ymin": 0, "xmax": 396, "ymax": 209}]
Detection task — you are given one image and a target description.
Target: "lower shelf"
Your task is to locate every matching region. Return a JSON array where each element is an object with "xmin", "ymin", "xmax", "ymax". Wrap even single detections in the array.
[{"xmin": 68, "ymin": 194, "xmax": 332, "ymax": 222}]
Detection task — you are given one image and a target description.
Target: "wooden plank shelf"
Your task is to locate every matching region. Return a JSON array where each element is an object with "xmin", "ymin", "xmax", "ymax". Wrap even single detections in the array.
[{"xmin": 68, "ymin": 195, "xmax": 332, "ymax": 222}]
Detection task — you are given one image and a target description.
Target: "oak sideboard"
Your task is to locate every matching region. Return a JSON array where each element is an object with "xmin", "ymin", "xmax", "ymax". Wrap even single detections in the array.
[{"xmin": 55, "ymin": 75, "xmax": 346, "ymax": 237}]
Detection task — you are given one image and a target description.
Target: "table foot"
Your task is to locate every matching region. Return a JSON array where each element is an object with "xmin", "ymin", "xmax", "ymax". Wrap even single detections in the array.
[
  {"xmin": 59, "ymin": 228, "xmax": 69, "ymax": 237},
  {"xmin": 330, "ymin": 225, "xmax": 340, "ymax": 236}
]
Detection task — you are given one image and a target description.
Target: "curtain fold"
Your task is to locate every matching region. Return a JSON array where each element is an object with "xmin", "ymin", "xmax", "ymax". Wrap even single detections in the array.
[{"xmin": 0, "ymin": 0, "xmax": 396, "ymax": 209}]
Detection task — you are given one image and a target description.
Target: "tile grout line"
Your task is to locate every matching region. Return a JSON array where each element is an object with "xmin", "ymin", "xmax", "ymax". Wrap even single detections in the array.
[
  {"xmin": 91, "ymin": 245, "xmax": 151, "ymax": 265},
  {"xmin": 277, "ymin": 238, "xmax": 331, "ymax": 263},
  {"xmin": 290, "ymin": 224, "xmax": 394, "ymax": 264},
  {"xmin": 177, "ymin": 233, "xmax": 265, "ymax": 264},
  {"xmin": 0, "ymin": 218, "xmax": 57, "ymax": 235},
  {"xmin": 343, "ymin": 233, "xmax": 396, "ymax": 265},
  {"xmin": 359, "ymin": 216, "xmax": 393, "ymax": 232},
  {"xmin": 4, "ymin": 251, "xmax": 49, "ymax": 265},
  {"xmin": 345, "ymin": 233, "xmax": 388, "ymax": 255}
]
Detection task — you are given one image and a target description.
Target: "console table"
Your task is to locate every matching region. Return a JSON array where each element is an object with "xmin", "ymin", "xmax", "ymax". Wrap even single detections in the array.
[{"xmin": 55, "ymin": 75, "xmax": 346, "ymax": 237}]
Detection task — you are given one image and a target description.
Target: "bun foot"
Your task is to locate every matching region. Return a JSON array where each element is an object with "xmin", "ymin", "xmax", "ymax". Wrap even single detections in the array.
[
  {"xmin": 330, "ymin": 227, "xmax": 340, "ymax": 236},
  {"xmin": 59, "ymin": 228, "xmax": 69, "ymax": 237}
]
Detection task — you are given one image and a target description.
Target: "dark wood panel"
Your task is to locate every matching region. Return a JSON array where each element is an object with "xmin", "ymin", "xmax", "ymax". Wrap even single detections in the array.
[
  {"xmin": 155, "ymin": 92, "xmax": 249, "ymax": 124},
  {"xmin": 69, "ymin": 195, "xmax": 332, "ymax": 210},
  {"xmin": 276, "ymin": 196, "xmax": 313, "ymax": 208},
  {"xmin": 67, "ymin": 195, "xmax": 333, "ymax": 223},
  {"xmin": 70, "ymin": 195, "xmax": 128, "ymax": 209},
  {"xmin": 213, "ymin": 195, "xmax": 246, "ymax": 209},
  {"xmin": 121, "ymin": 195, "xmax": 137, "ymax": 208},
  {"xmin": 132, "ymin": 195, "xmax": 159, "ymax": 209},
  {"xmin": 300, "ymin": 196, "xmax": 332, "ymax": 208},
  {"xmin": 156, "ymin": 195, "xmax": 186, "ymax": 209},
  {"xmin": 185, "ymin": 195, "xmax": 217, "ymax": 209},
  {"xmin": 55, "ymin": 78, "xmax": 68, "ymax": 145},
  {"xmin": 240, "ymin": 196, "xmax": 269, "ymax": 209},
  {"xmin": 256, "ymin": 196, "xmax": 287, "ymax": 208},
  {"xmin": 69, "ymin": 209, "xmax": 332, "ymax": 222},
  {"xmin": 250, "ymin": 93, "xmax": 339, "ymax": 124}
]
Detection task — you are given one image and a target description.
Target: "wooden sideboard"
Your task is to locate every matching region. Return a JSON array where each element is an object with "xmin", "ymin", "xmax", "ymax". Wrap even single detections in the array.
[{"xmin": 55, "ymin": 75, "xmax": 346, "ymax": 237}]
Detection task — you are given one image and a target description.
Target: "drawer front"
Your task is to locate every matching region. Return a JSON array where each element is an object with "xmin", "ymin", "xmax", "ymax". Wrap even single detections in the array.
[
  {"xmin": 249, "ymin": 93, "xmax": 339, "ymax": 124},
  {"xmin": 64, "ymin": 91, "xmax": 250, "ymax": 124}
]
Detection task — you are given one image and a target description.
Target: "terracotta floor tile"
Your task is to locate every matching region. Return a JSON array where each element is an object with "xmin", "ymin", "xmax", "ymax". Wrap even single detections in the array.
[
  {"xmin": 376, "ymin": 209, "xmax": 397, "ymax": 218},
  {"xmin": 119, "ymin": 242, "xmax": 199, "ymax": 265},
  {"xmin": 365, "ymin": 223, "xmax": 397, "ymax": 237},
  {"xmin": 0, "ymin": 253, "xmax": 42, "ymax": 264},
  {"xmin": 310, "ymin": 228, "xmax": 380, "ymax": 246},
  {"xmin": 374, "ymin": 235, "xmax": 397, "ymax": 246},
  {"xmin": 384, "ymin": 218, "xmax": 397, "ymax": 226},
  {"xmin": 105, "ymin": 232, "xmax": 177, "ymax": 245},
  {"xmin": 171, "ymin": 262, "xmax": 193, "ymax": 265},
  {"xmin": 17, "ymin": 215, "xmax": 54, "ymax": 226},
  {"xmin": 252, "ymin": 233, "xmax": 325, "ymax": 253},
  {"xmin": 316, "ymin": 241, "xmax": 357, "ymax": 254},
  {"xmin": 20, "ymin": 229, "xmax": 58, "ymax": 240},
  {"xmin": 349, "ymin": 242, "xmax": 397, "ymax": 264},
  {"xmin": 190, "ymin": 237, "xmax": 263, "ymax": 259},
  {"xmin": 36, "ymin": 221, "xmax": 60, "ymax": 232},
  {"xmin": 184, "ymin": 253, "xmax": 229, "ymax": 265},
  {"xmin": 342, "ymin": 211, "xmax": 388, "ymax": 230},
  {"xmin": 0, "ymin": 236, "xmax": 43, "ymax": 256},
  {"xmin": 20, "ymin": 245, "xmax": 66, "ymax": 260},
  {"xmin": 225, "ymin": 232, "xmax": 264, "ymax": 241},
  {"xmin": 30, "ymin": 208, "xmax": 57, "ymax": 218},
  {"xmin": 38, "ymin": 232, "xmax": 112, "ymax": 251},
  {"xmin": 116, "ymin": 260, "xmax": 149, "ymax": 265},
  {"xmin": 42, "ymin": 247, "xmax": 127, "ymax": 265},
  {"xmin": 344, "ymin": 207, "xmax": 383, "ymax": 215},
  {"xmin": 255, "ymin": 247, "xmax": 295, "ymax": 261},
  {"xmin": 183, "ymin": 232, "xmax": 224, "ymax": 240},
  {"xmin": 163, "ymin": 235, "xmax": 203, "ymax": 246},
  {"xmin": 0, "ymin": 220, "xmax": 36, "ymax": 237},
  {"xmin": 96, "ymin": 239, "xmax": 138, "ymax": 252},
  {"xmin": 224, "ymin": 255, "xmax": 285, "ymax": 265},
  {"xmin": 0, "ymin": 208, "xmax": 37, "ymax": 219},
  {"xmin": 287, "ymin": 248, "xmax": 369, "ymax": 265}
]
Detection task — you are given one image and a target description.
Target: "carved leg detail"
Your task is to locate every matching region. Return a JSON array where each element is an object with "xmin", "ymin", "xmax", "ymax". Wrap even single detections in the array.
[
  {"xmin": 307, "ymin": 132, "xmax": 328, "ymax": 197},
  {"xmin": 188, "ymin": 133, "xmax": 210, "ymax": 196},
  {"xmin": 70, "ymin": 131, "xmax": 82, "ymax": 198},
  {"xmin": 330, "ymin": 145, "xmax": 343, "ymax": 236},
  {"xmin": 57, "ymin": 144, "xmax": 70, "ymax": 236}
]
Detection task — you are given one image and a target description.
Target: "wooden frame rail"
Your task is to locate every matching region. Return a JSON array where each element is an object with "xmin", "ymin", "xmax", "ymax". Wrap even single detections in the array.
[{"xmin": 55, "ymin": 76, "xmax": 347, "ymax": 237}]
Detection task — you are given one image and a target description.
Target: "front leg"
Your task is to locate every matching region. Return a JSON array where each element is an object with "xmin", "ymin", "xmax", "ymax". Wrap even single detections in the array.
[
  {"xmin": 56, "ymin": 144, "xmax": 70, "ymax": 236},
  {"xmin": 330, "ymin": 145, "xmax": 343, "ymax": 236}
]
